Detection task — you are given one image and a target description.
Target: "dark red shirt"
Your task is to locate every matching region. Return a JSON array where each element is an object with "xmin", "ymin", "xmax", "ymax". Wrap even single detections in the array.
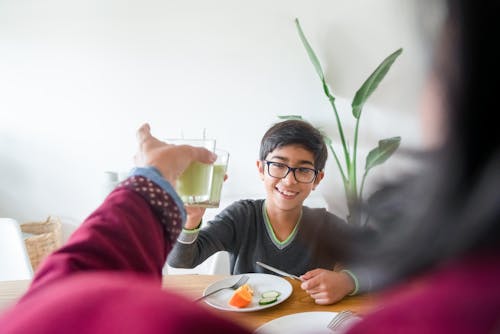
[
  {"xmin": 0, "ymin": 174, "xmax": 250, "ymax": 334},
  {"xmin": 348, "ymin": 248, "xmax": 500, "ymax": 334}
]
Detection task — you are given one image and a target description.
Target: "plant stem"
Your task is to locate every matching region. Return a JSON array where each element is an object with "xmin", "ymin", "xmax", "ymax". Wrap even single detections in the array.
[
  {"xmin": 328, "ymin": 144, "xmax": 347, "ymax": 184},
  {"xmin": 328, "ymin": 97, "xmax": 351, "ymax": 173},
  {"xmin": 352, "ymin": 115, "xmax": 361, "ymax": 199},
  {"xmin": 359, "ymin": 169, "xmax": 369, "ymax": 202}
]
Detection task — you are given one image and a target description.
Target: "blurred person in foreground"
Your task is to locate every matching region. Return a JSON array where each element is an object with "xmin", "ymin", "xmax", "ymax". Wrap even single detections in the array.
[
  {"xmin": 0, "ymin": 124, "xmax": 251, "ymax": 333},
  {"xmin": 345, "ymin": 0, "xmax": 500, "ymax": 333}
]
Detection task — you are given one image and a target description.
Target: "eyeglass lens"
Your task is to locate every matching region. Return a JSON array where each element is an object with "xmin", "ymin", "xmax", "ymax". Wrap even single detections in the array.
[{"xmin": 266, "ymin": 161, "xmax": 316, "ymax": 183}]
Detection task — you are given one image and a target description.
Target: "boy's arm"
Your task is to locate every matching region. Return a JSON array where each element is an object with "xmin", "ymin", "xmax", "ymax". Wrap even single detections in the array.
[
  {"xmin": 167, "ymin": 201, "xmax": 245, "ymax": 269},
  {"xmin": 299, "ymin": 208, "xmax": 377, "ymax": 295},
  {"xmin": 166, "ymin": 226, "xmax": 218, "ymax": 268},
  {"xmin": 166, "ymin": 221, "xmax": 231, "ymax": 269}
]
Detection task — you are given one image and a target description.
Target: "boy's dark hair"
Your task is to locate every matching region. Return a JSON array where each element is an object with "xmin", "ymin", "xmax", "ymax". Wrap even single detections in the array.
[{"xmin": 259, "ymin": 119, "xmax": 328, "ymax": 170}]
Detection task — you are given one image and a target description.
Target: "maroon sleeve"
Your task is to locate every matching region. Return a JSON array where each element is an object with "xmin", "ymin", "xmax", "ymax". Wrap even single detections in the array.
[
  {"xmin": 0, "ymin": 175, "xmax": 252, "ymax": 334},
  {"xmin": 29, "ymin": 176, "xmax": 181, "ymax": 291}
]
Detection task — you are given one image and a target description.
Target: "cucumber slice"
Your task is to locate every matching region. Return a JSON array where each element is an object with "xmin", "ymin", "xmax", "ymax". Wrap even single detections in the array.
[
  {"xmin": 261, "ymin": 290, "xmax": 281, "ymax": 299},
  {"xmin": 258, "ymin": 296, "xmax": 278, "ymax": 305}
]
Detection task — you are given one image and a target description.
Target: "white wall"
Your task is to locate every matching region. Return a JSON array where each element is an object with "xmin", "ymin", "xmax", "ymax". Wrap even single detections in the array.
[{"xmin": 0, "ymin": 0, "xmax": 440, "ymax": 225}]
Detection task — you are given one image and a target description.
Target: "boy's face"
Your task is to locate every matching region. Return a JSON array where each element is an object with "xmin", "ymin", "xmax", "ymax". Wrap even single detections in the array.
[{"xmin": 257, "ymin": 144, "xmax": 324, "ymax": 213}]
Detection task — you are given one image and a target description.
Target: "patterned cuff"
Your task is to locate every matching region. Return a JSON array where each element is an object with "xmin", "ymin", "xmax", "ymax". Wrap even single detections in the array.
[
  {"xmin": 130, "ymin": 167, "xmax": 186, "ymax": 220},
  {"xmin": 118, "ymin": 168, "xmax": 185, "ymax": 244}
]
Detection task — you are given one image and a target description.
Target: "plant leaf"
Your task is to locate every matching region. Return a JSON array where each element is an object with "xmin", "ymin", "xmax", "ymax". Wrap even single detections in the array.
[
  {"xmin": 351, "ymin": 48, "xmax": 403, "ymax": 119},
  {"xmin": 295, "ymin": 18, "xmax": 332, "ymax": 98},
  {"xmin": 278, "ymin": 115, "xmax": 303, "ymax": 120},
  {"xmin": 295, "ymin": 18, "xmax": 325, "ymax": 82},
  {"xmin": 364, "ymin": 136, "xmax": 401, "ymax": 171}
]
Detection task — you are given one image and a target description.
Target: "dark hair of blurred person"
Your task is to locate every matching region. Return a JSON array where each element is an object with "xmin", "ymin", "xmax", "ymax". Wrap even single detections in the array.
[{"xmin": 346, "ymin": 0, "xmax": 500, "ymax": 333}]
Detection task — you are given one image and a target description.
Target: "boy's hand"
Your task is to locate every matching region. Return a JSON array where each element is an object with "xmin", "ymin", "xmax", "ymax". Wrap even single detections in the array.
[
  {"xmin": 300, "ymin": 268, "xmax": 355, "ymax": 305},
  {"xmin": 184, "ymin": 175, "xmax": 227, "ymax": 229},
  {"xmin": 185, "ymin": 206, "xmax": 206, "ymax": 230}
]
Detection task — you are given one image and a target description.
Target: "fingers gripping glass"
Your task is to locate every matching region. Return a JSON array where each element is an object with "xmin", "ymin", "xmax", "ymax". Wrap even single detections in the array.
[{"xmin": 264, "ymin": 160, "xmax": 318, "ymax": 183}]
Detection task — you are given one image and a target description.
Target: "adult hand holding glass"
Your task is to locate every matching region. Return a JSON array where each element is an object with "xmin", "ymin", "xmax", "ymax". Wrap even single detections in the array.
[
  {"xmin": 134, "ymin": 123, "xmax": 217, "ymax": 186},
  {"xmin": 0, "ymin": 123, "xmax": 250, "ymax": 334}
]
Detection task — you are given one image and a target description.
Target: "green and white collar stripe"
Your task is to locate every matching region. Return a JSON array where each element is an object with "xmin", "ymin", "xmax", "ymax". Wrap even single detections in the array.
[{"xmin": 262, "ymin": 201, "xmax": 302, "ymax": 250}]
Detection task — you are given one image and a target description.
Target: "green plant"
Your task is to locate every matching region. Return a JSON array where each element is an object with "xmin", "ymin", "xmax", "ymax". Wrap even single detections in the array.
[{"xmin": 282, "ymin": 18, "xmax": 402, "ymax": 226}]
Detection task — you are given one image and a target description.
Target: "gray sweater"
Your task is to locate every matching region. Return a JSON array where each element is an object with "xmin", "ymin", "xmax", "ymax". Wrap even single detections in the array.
[{"xmin": 168, "ymin": 199, "xmax": 371, "ymax": 281}]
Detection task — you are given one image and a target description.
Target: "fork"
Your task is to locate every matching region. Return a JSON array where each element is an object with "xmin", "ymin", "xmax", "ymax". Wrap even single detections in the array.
[
  {"xmin": 195, "ymin": 275, "xmax": 249, "ymax": 302},
  {"xmin": 327, "ymin": 310, "xmax": 361, "ymax": 332}
]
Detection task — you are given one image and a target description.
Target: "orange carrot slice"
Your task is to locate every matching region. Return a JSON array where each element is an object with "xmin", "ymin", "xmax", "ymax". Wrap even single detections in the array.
[{"xmin": 228, "ymin": 284, "xmax": 253, "ymax": 308}]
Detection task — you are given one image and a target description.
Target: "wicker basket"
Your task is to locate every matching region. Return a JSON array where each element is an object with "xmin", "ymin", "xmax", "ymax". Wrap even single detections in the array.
[{"xmin": 20, "ymin": 216, "xmax": 63, "ymax": 270}]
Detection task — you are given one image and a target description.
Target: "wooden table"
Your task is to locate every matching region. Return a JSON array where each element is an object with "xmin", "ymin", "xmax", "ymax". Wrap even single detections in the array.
[
  {"xmin": 162, "ymin": 274, "xmax": 376, "ymax": 330},
  {"xmin": 0, "ymin": 275, "xmax": 377, "ymax": 331}
]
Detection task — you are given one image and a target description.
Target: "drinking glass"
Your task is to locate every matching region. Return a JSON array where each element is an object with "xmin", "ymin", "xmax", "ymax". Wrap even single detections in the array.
[
  {"xmin": 167, "ymin": 138, "xmax": 215, "ymax": 206},
  {"xmin": 201, "ymin": 149, "xmax": 229, "ymax": 208}
]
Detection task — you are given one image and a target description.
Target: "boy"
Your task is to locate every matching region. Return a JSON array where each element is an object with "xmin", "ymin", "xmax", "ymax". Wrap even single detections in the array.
[{"xmin": 167, "ymin": 119, "xmax": 369, "ymax": 304}]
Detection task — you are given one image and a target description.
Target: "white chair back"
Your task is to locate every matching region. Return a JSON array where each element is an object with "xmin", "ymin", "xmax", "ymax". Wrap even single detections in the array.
[
  {"xmin": 0, "ymin": 218, "xmax": 34, "ymax": 281},
  {"xmin": 164, "ymin": 251, "xmax": 230, "ymax": 275}
]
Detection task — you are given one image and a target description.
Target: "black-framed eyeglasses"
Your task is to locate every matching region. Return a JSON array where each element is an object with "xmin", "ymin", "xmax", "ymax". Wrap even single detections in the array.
[{"xmin": 263, "ymin": 160, "xmax": 318, "ymax": 184}]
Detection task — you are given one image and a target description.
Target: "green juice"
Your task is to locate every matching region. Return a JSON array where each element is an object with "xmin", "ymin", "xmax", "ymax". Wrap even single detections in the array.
[
  {"xmin": 205, "ymin": 164, "xmax": 226, "ymax": 207},
  {"xmin": 176, "ymin": 162, "xmax": 213, "ymax": 204}
]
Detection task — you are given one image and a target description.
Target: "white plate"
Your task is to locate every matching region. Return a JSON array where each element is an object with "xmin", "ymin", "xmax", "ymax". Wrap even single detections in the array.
[
  {"xmin": 254, "ymin": 311, "xmax": 338, "ymax": 334},
  {"xmin": 202, "ymin": 273, "xmax": 292, "ymax": 312}
]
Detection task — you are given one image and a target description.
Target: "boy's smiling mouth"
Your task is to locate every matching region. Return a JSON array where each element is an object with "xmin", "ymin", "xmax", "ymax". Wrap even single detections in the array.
[{"xmin": 276, "ymin": 185, "xmax": 298, "ymax": 198}]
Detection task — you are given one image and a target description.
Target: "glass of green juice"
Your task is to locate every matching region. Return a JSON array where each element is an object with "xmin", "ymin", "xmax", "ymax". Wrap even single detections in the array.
[
  {"xmin": 201, "ymin": 149, "xmax": 229, "ymax": 208},
  {"xmin": 167, "ymin": 138, "xmax": 215, "ymax": 206}
]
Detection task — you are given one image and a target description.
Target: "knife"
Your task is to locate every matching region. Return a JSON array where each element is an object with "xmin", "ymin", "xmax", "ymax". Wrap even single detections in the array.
[{"xmin": 256, "ymin": 261, "xmax": 303, "ymax": 281}]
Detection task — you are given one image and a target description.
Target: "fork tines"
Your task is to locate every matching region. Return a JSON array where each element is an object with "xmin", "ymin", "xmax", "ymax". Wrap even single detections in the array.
[
  {"xmin": 327, "ymin": 310, "xmax": 360, "ymax": 332},
  {"xmin": 238, "ymin": 275, "xmax": 249, "ymax": 286}
]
